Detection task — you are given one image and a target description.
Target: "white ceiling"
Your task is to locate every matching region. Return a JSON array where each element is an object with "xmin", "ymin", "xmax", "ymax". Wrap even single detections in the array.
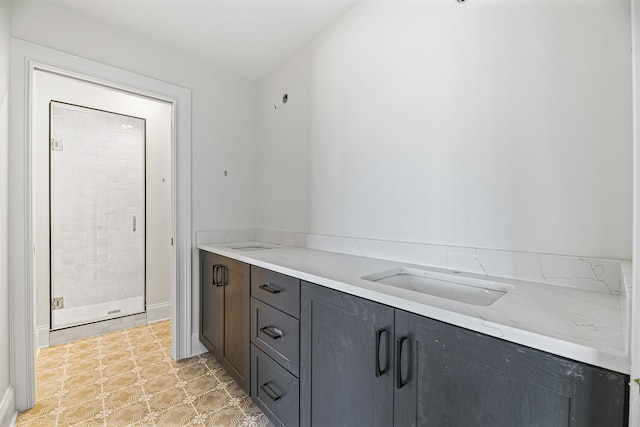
[{"xmin": 45, "ymin": 0, "xmax": 360, "ymax": 81}]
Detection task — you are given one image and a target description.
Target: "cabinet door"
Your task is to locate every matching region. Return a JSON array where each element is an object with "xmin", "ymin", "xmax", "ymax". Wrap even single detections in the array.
[
  {"xmin": 222, "ymin": 256, "xmax": 251, "ymax": 393},
  {"xmin": 301, "ymin": 282, "xmax": 394, "ymax": 427},
  {"xmin": 394, "ymin": 310, "xmax": 629, "ymax": 427},
  {"xmin": 199, "ymin": 251, "xmax": 223, "ymax": 360}
]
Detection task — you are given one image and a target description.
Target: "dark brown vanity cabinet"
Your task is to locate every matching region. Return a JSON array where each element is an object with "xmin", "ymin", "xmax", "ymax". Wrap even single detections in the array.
[
  {"xmin": 300, "ymin": 281, "xmax": 629, "ymax": 427},
  {"xmin": 199, "ymin": 251, "xmax": 250, "ymax": 393}
]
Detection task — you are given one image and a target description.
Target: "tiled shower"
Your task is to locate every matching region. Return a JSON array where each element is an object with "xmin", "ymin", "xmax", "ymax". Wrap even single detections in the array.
[{"xmin": 49, "ymin": 102, "xmax": 146, "ymax": 330}]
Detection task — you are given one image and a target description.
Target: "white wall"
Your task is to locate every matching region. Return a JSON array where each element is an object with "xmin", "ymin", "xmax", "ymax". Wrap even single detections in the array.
[
  {"xmin": 0, "ymin": 0, "xmax": 14, "ymax": 424},
  {"xmin": 258, "ymin": 48, "xmax": 311, "ymax": 232},
  {"xmin": 258, "ymin": 0, "xmax": 633, "ymax": 260},
  {"xmin": 33, "ymin": 70, "xmax": 173, "ymax": 332},
  {"xmin": 11, "ymin": 0, "xmax": 259, "ymax": 334}
]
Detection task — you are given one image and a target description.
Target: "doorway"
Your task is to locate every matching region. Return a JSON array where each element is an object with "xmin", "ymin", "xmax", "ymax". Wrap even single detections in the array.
[
  {"xmin": 10, "ymin": 39, "xmax": 193, "ymax": 411},
  {"xmin": 33, "ymin": 70, "xmax": 173, "ymax": 345}
]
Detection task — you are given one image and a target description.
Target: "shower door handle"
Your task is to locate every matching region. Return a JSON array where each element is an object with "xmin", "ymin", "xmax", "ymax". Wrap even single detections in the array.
[{"xmin": 132, "ymin": 215, "xmax": 136, "ymax": 232}]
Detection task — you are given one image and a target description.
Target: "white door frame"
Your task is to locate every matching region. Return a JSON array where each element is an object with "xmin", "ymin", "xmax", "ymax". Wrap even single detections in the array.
[
  {"xmin": 9, "ymin": 39, "xmax": 193, "ymax": 410},
  {"xmin": 632, "ymin": 0, "xmax": 640, "ymax": 425}
]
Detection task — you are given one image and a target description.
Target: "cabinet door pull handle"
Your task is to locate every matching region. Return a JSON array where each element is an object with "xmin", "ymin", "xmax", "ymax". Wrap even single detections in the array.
[
  {"xmin": 260, "ymin": 326, "xmax": 283, "ymax": 340},
  {"xmin": 213, "ymin": 265, "xmax": 226, "ymax": 286},
  {"xmin": 396, "ymin": 335, "xmax": 409, "ymax": 389},
  {"xmin": 212, "ymin": 265, "xmax": 219, "ymax": 286},
  {"xmin": 375, "ymin": 328, "xmax": 388, "ymax": 377},
  {"xmin": 260, "ymin": 381, "xmax": 282, "ymax": 401},
  {"xmin": 219, "ymin": 265, "xmax": 226, "ymax": 286},
  {"xmin": 259, "ymin": 283, "xmax": 281, "ymax": 294}
]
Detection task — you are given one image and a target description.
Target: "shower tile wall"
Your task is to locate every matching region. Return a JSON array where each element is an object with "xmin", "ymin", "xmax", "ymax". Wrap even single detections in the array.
[{"xmin": 50, "ymin": 102, "xmax": 146, "ymax": 330}]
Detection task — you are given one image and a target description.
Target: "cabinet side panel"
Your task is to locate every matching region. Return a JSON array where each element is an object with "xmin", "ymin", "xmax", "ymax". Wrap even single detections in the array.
[
  {"xmin": 199, "ymin": 251, "xmax": 223, "ymax": 359},
  {"xmin": 223, "ymin": 260, "xmax": 250, "ymax": 392}
]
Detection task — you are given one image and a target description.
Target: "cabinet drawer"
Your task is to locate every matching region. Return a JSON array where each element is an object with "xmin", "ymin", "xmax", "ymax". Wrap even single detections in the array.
[
  {"xmin": 251, "ymin": 266, "xmax": 300, "ymax": 318},
  {"xmin": 251, "ymin": 298, "xmax": 300, "ymax": 377},
  {"xmin": 251, "ymin": 345, "xmax": 299, "ymax": 427}
]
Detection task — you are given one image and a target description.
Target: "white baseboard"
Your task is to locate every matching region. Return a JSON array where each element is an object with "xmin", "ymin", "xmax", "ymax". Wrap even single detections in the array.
[
  {"xmin": 36, "ymin": 325, "xmax": 49, "ymax": 348},
  {"xmin": 147, "ymin": 302, "xmax": 171, "ymax": 324},
  {"xmin": 191, "ymin": 332, "xmax": 207, "ymax": 357},
  {"xmin": 0, "ymin": 385, "xmax": 16, "ymax": 427}
]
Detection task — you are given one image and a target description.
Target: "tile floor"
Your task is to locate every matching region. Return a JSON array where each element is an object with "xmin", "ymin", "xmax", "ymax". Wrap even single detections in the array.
[{"xmin": 16, "ymin": 321, "xmax": 273, "ymax": 426}]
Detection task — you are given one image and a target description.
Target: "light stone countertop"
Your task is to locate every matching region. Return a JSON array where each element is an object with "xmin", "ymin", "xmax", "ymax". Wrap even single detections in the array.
[{"xmin": 197, "ymin": 242, "xmax": 629, "ymax": 374}]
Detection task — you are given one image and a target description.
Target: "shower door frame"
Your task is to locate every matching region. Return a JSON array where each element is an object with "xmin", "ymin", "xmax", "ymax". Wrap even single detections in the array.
[
  {"xmin": 48, "ymin": 101, "xmax": 147, "ymax": 331},
  {"xmin": 9, "ymin": 39, "xmax": 193, "ymax": 411}
]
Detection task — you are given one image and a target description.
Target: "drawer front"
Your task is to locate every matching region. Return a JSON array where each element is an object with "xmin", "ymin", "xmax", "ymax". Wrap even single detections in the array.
[
  {"xmin": 251, "ymin": 345, "xmax": 300, "ymax": 427},
  {"xmin": 251, "ymin": 266, "xmax": 300, "ymax": 318},
  {"xmin": 251, "ymin": 298, "xmax": 300, "ymax": 377}
]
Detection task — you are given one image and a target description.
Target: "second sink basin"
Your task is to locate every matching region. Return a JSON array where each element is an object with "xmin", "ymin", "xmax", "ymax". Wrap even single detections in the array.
[
  {"xmin": 362, "ymin": 267, "xmax": 514, "ymax": 306},
  {"xmin": 224, "ymin": 243, "xmax": 279, "ymax": 251}
]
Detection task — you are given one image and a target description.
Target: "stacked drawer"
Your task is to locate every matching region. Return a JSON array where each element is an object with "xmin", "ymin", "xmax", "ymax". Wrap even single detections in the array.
[{"xmin": 250, "ymin": 266, "xmax": 301, "ymax": 427}]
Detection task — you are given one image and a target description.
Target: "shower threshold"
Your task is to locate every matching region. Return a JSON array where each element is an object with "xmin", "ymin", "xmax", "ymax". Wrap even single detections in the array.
[{"xmin": 51, "ymin": 296, "xmax": 145, "ymax": 331}]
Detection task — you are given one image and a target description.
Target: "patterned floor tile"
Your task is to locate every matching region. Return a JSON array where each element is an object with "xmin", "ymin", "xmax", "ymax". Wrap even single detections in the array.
[
  {"xmin": 64, "ymin": 371, "xmax": 99, "ymax": 389},
  {"xmin": 16, "ymin": 396, "xmax": 59, "ymax": 421},
  {"xmin": 68, "ymin": 337, "xmax": 99, "ymax": 352},
  {"xmin": 100, "ymin": 349, "xmax": 132, "ymax": 366},
  {"xmin": 35, "ymin": 380, "xmax": 63, "ymax": 400},
  {"xmin": 65, "ymin": 358, "xmax": 99, "ymax": 377},
  {"xmin": 178, "ymin": 361, "xmax": 211, "ymax": 380},
  {"xmin": 36, "ymin": 366, "xmax": 66, "ymax": 385},
  {"xmin": 141, "ymin": 373, "xmax": 181, "ymax": 395},
  {"xmin": 192, "ymin": 390, "xmax": 232, "ymax": 414},
  {"xmin": 146, "ymin": 386, "xmax": 188, "ymax": 412},
  {"xmin": 14, "ymin": 414, "xmax": 59, "ymax": 426},
  {"xmin": 104, "ymin": 401, "xmax": 150, "ymax": 426},
  {"xmin": 104, "ymin": 386, "xmax": 146, "ymax": 409},
  {"xmin": 101, "ymin": 360, "xmax": 135, "ymax": 378},
  {"xmin": 16, "ymin": 320, "xmax": 270, "ymax": 427},
  {"xmin": 98, "ymin": 338, "xmax": 127, "ymax": 350},
  {"xmin": 39, "ymin": 344, "xmax": 68, "ymax": 359},
  {"xmin": 134, "ymin": 349, "xmax": 167, "ymax": 366},
  {"xmin": 59, "ymin": 384, "xmax": 102, "ymax": 407},
  {"xmin": 183, "ymin": 375, "xmax": 219, "ymax": 397},
  {"xmin": 55, "ymin": 400, "xmax": 104, "ymax": 425},
  {"xmin": 35, "ymin": 356, "xmax": 66, "ymax": 373},
  {"xmin": 202, "ymin": 407, "xmax": 249, "ymax": 427},
  {"xmin": 142, "ymin": 363, "xmax": 174, "ymax": 381},
  {"xmin": 219, "ymin": 378, "xmax": 246, "ymax": 400},
  {"xmin": 155, "ymin": 404, "xmax": 200, "ymax": 427},
  {"xmin": 70, "ymin": 420, "xmax": 104, "ymax": 427},
  {"xmin": 103, "ymin": 371, "xmax": 140, "ymax": 392}
]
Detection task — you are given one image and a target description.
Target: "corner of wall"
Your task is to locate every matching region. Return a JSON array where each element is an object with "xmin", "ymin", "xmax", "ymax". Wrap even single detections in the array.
[
  {"xmin": 191, "ymin": 333, "xmax": 207, "ymax": 358},
  {"xmin": 0, "ymin": 385, "xmax": 16, "ymax": 427},
  {"xmin": 35, "ymin": 325, "xmax": 49, "ymax": 349},
  {"xmin": 146, "ymin": 302, "xmax": 171, "ymax": 324}
]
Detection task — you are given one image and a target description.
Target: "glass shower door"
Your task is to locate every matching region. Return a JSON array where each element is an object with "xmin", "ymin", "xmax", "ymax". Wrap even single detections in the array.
[{"xmin": 50, "ymin": 101, "xmax": 146, "ymax": 330}]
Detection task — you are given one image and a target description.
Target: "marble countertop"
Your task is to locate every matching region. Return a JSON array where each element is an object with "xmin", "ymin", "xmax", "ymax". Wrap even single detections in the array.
[{"xmin": 197, "ymin": 242, "xmax": 629, "ymax": 374}]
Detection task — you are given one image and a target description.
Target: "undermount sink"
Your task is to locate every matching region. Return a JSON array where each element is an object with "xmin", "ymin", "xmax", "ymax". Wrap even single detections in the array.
[
  {"xmin": 362, "ymin": 267, "xmax": 514, "ymax": 306},
  {"xmin": 224, "ymin": 243, "xmax": 278, "ymax": 251}
]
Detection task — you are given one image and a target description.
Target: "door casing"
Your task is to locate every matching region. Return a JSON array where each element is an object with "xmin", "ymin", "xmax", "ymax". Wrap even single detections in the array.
[{"xmin": 9, "ymin": 38, "xmax": 193, "ymax": 410}]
